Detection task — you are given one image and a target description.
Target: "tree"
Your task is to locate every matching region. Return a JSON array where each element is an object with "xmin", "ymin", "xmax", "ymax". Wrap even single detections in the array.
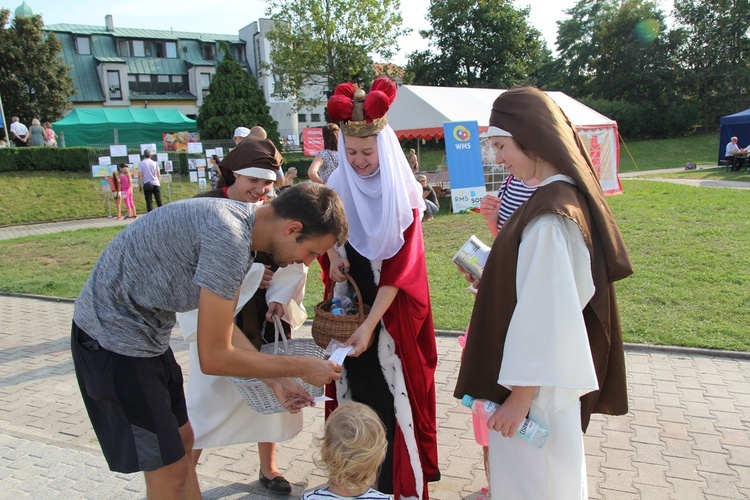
[
  {"xmin": 591, "ymin": 1, "xmax": 680, "ymax": 104},
  {"xmin": 0, "ymin": 9, "xmax": 74, "ymax": 127},
  {"xmin": 196, "ymin": 43, "xmax": 279, "ymax": 143},
  {"xmin": 406, "ymin": 0, "xmax": 547, "ymax": 88},
  {"xmin": 555, "ymin": 0, "xmax": 694, "ymax": 138},
  {"xmin": 673, "ymin": 0, "xmax": 750, "ymax": 128},
  {"xmin": 264, "ymin": 0, "xmax": 408, "ymax": 110},
  {"xmin": 554, "ymin": 0, "xmax": 616, "ymax": 96}
]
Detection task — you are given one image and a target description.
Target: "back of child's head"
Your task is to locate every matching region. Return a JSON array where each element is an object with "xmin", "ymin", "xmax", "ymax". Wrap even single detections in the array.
[{"xmin": 316, "ymin": 401, "xmax": 387, "ymax": 490}]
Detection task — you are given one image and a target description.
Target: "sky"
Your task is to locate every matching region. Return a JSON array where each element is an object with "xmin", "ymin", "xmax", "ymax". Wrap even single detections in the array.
[{"xmin": 4, "ymin": 0, "xmax": 673, "ymax": 66}]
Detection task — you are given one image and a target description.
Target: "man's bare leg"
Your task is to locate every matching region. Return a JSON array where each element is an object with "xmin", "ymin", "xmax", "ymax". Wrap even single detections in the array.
[{"xmin": 143, "ymin": 422, "xmax": 201, "ymax": 499}]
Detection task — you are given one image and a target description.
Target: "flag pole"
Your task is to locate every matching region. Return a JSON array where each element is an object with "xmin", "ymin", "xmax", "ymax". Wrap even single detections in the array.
[{"xmin": 0, "ymin": 92, "xmax": 8, "ymax": 144}]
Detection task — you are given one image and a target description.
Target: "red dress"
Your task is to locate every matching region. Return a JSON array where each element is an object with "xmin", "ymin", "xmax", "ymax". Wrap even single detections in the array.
[{"xmin": 321, "ymin": 210, "xmax": 439, "ymax": 499}]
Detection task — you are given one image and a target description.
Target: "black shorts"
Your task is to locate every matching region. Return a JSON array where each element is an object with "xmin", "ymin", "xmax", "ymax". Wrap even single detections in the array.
[{"xmin": 70, "ymin": 321, "xmax": 189, "ymax": 473}]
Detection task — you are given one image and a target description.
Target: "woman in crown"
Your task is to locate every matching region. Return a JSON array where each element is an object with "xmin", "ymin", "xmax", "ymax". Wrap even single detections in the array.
[{"xmin": 321, "ymin": 76, "xmax": 439, "ymax": 500}]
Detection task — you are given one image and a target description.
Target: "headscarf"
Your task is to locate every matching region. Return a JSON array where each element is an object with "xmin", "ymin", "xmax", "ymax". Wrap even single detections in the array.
[
  {"xmin": 327, "ymin": 124, "xmax": 425, "ymax": 261},
  {"xmin": 216, "ymin": 135, "xmax": 283, "ymax": 188},
  {"xmin": 489, "ymin": 86, "xmax": 632, "ymax": 282}
]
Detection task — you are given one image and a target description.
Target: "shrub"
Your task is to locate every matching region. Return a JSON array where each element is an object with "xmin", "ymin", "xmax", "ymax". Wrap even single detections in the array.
[
  {"xmin": 0, "ymin": 147, "xmax": 90, "ymax": 172},
  {"xmin": 581, "ymin": 98, "xmax": 700, "ymax": 139}
]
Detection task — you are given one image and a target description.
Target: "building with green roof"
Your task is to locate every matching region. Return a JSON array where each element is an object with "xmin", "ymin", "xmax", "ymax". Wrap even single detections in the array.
[
  {"xmin": 39, "ymin": 12, "xmax": 327, "ymax": 144},
  {"xmin": 44, "ymin": 16, "xmax": 247, "ymax": 119}
]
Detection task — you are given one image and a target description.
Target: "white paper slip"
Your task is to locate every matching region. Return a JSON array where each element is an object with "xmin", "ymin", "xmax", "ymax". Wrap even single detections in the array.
[
  {"xmin": 313, "ymin": 396, "xmax": 333, "ymax": 404},
  {"xmin": 328, "ymin": 346, "xmax": 354, "ymax": 365}
]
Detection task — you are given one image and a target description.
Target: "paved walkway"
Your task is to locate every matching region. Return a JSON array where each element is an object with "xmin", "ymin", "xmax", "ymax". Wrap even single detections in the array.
[
  {"xmin": 0, "ymin": 217, "xmax": 134, "ymax": 241},
  {"xmin": 619, "ymin": 165, "xmax": 750, "ymax": 190},
  {"xmin": 1, "ymin": 173, "xmax": 749, "ymax": 497},
  {"xmin": 0, "ymin": 294, "xmax": 749, "ymax": 499}
]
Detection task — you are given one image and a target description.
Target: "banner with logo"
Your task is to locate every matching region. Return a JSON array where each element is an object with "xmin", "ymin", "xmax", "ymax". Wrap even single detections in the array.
[
  {"xmin": 302, "ymin": 127, "xmax": 323, "ymax": 156},
  {"xmin": 443, "ymin": 121, "xmax": 486, "ymax": 213}
]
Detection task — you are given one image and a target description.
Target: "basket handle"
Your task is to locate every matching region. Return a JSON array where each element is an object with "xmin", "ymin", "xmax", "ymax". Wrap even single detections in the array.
[
  {"xmin": 325, "ymin": 271, "xmax": 367, "ymax": 320},
  {"xmin": 343, "ymin": 272, "xmax": 367, "ymax": 320},
  {"xmin": 260, "ymin": 315, "xmax": 289, "ymax": 355}
]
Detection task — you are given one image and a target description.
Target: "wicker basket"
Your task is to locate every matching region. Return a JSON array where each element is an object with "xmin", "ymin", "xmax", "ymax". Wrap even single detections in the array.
[
  {"xmin": 227, "ymin": 315, "xmax": 326, "ymax": 415},
  {"xmin": 311, "ymin": 272, "xmax": 371, "ymax": 349}
]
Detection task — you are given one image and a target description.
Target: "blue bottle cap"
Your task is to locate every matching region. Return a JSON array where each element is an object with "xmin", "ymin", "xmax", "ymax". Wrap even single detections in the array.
[{"xmin": 461, "ymin": 394, "xmax": 474, "ymax": 408}]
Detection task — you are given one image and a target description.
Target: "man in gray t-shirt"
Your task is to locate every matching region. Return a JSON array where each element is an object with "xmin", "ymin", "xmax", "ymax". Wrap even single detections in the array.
[{"xmin": 71, "ymin": 184, "xmax": 348, "ymax": 497}]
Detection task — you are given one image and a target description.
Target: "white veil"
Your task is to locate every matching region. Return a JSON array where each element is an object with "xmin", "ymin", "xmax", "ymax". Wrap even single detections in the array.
[{"xmin": 327, "ymin": 124, "xmax": 425, "ymax": 261}]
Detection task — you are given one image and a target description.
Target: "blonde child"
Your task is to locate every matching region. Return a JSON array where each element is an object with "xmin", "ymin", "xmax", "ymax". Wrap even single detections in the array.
[
  {"xmin": 118, "ymin": 164, "xmax": 137, "ymax": 219},
  {"xmin": 302, "ymin": 402, "xmax": 391, "ymax": 500}
]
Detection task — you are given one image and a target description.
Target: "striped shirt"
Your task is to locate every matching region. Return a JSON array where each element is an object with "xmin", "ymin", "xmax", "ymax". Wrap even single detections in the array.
[
  {"xmin": 497, "ymin": 175, "xmax": 538, "ymax": 231},
  {"xmin": 301, "ymin": 486, "xmax": 392, "ymax": 499}
]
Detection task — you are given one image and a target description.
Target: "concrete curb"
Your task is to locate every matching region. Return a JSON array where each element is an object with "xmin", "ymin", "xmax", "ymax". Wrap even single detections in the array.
[{"xmin": 3, "ymin": 292, "xmax": 748, "ymax": 361}]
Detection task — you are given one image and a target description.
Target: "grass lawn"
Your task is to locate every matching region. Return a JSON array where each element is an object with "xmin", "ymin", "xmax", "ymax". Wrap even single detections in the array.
[
  {"xmin": 412, "ymin": 133, "xmax": 721, "ymax": 174},
  {"xmin": 1, "ymin": 179, "xmax": 748, "ymax": 351},
  {"xmin": 0, "ymin": 171, "xmax": 205, "ymax": 226},
  {"xmin": 618, "ymin": 133, "xmax": 720, "ymax": 172}
]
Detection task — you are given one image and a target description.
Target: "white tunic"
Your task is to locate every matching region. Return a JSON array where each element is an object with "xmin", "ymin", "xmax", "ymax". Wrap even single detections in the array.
[
  {"xmin": 177, "ymin": 262, "xmax": 308, "ymax": 449},
  {"xmin": 488, "ymin": 178, "xmax": 599, "ymax": 499}
]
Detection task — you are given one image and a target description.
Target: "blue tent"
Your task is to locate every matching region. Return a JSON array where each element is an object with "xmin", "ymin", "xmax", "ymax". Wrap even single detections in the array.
[{"xmin": 719, "ymin": 109, "xmax": 750, "ymax": 163}]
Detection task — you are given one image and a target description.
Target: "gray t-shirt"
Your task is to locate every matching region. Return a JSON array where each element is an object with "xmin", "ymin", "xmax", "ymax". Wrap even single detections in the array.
[{"xmin": 73, "ymin": 198, "xmax": 256, "ymax": 357}]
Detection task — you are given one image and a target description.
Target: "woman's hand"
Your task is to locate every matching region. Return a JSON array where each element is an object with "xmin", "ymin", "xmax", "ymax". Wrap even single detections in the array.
[
  {"xmin": 342, "ymin": 322, "xmax": 376, "ymax": 357},
  {"xmin": 341, "ymin": 285, "xmax": 398, "ymax": 357},
  {"xmin": 327, "ymin": 250, "xmax": 350, "ymax": 282},
  {"xmin": 487, "ymin": 386, "xmax": 537, "ymax": 437},
  {"xmin": 455, "ymin": 263, "xmax": 481, "ymax": 290},
  {"xmin": 265, "ymin": 302, "xmax": 284, "ymax": 321},
  {"xmin": 480, "ymin": 194, "xmax": 501, "ymax": 238},
  {"xmin": 259, "ymin": 265, "xmax": 274, "ymax": 290}
]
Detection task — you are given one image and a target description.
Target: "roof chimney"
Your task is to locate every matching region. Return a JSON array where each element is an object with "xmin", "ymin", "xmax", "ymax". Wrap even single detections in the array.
[{"xmin": 105, "ymin": 14, "xmax": 114, "ymax": 32}]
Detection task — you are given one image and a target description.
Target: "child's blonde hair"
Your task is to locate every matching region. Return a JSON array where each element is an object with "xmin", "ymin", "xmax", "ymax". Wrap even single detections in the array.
[{"xmin": 316, "ymin": 402, "xmax": 387, "ymax": 490}]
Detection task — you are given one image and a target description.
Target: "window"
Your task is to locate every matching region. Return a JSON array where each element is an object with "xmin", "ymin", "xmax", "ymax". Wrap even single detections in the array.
[
  {"xmin": 311, "ymin": 113, "xmax": 321, "ymax": 123},
  {"xmin": 154, "ymin": 42, "xmax": 165, "ymax": 58},
  {"xmin": 297, "ymin": 113, "xmax": 307, "ymax": 123},
  {"xmin": 132, "ymin": 40, "xmax": 145, "ymax": 57},
  {"xmin": 118, "ymin": 40, "xmax": 130, "ymax": 57},
  {"xmin": 232, "ymin": 45, "xmax": 246, "ymax": 62},
  {"xmin": 107, "ymin": 71, "xmax": 122, "ymax": 100},
  {"xmin": 128, "ymin": 74, "xmax": 188, "ymax": 94},
  {"xmin": 76, "ymin": 36, "xmax": 91, "ymax": 55},
  {"xmin": 150, "ymin": 41, "xmax": 177, "ymax": 58},
  {"xmin": 154, "ymin": 75, "xmax": 170, "ymax": 93},
  {"xmin": 200, "ymin": 73, "xmax": 212, "ymax": 88},
  {"xmin": 203, "ymin": 43, "xmax": 216, "ymax": 61},
  {"xmin": 200, "ymin": 72, "xmax": 212, "ymax": 97},
  {"xmin": 166, "ymin": 42, "xmax": 177, "ymax": 58}
]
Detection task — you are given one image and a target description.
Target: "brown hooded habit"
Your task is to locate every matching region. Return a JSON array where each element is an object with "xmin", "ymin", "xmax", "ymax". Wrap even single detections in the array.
[
  {"xmin": 216, "ymin": 136, "xmax": 283, "ymax": 188},
  {"xmin": 454, "ymin": 86, "xmax": 633, "ymax": 431}
]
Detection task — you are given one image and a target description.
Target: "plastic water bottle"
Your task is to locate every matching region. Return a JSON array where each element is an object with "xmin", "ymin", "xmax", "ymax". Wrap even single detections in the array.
[
  {"xmin": 338, "ymin": 296, "xmax": 353, "ymax": 310},
  {"xmin": 330, "ymin": 298, "xmax": 347, "ymax": 316},
  {"xmin": 461, "ymin": 395, "xmax": 549, "ymax": 449}
]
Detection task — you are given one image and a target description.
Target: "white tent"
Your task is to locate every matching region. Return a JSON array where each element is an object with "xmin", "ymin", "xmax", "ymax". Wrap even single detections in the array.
[{"xmin": 389, "ymin": 85, "xmax": 623, "ymax": 195}]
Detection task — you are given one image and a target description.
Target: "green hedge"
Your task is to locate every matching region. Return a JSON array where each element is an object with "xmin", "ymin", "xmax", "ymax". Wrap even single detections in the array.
[
  {"xmin": 580, "ymin": 98, "xmax": 701, "ymax": 139},
  {"xmin": 0, "ymin": 147, "xmax": 91, "ymax": 172},
  {"xmin": 284, "ymin": 152, "xmax": 314, "ymax": 178},
  {"xmin": 0, "ymin": 146, "xmax": 316, "ymax": 177}
]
